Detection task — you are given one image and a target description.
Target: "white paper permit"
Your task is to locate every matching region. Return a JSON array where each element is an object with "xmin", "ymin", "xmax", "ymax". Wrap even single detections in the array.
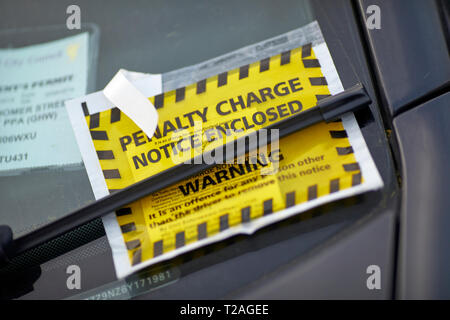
[
  {"xmin": 0, "ymin": 32, "xmax": 89, "ymax": 173},
  {"xmin": 66, "ymin": 31, "xmax": 383, "ymax": 279}
]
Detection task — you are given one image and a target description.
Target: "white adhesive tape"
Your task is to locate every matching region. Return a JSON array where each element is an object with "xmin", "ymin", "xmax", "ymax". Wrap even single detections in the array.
[{"xmin": 103, "ymin": 69, "xmax": 159, "ymax": 138}]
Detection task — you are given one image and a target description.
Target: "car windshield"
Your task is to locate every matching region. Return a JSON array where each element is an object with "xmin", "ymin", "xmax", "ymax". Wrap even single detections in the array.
[{"xmin": 0, "ymin": 0, "xmax": 398, "ymax": 300}]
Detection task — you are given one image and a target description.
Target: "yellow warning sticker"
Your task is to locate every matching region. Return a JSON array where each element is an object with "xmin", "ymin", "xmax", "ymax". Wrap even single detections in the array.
[
  {"xmin": 66, "ymin": 38, "xmax": 383, "ymax": 278},
  {"xmin": 113, "ymin": 122, "xmax": 362, "ymax": 266},
  {"xmin": 88, "ymin": 45, "xmax": 329, "ymax": 187}
]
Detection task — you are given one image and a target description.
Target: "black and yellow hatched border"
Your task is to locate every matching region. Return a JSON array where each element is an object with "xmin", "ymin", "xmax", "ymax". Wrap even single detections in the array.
[
  {"xmin": 80, "ymin": 43, "xmax": 363, "ymax": 265},
  {"xmin": 148, "ymin": 43, "xmax": 331, "ymax": 109}
]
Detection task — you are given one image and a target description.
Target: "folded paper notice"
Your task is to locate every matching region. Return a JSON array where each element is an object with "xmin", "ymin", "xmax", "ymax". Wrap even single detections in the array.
[
  {"xmin": 66, "ymin": 22, "xmax": 383, "ymax": 278},
  {"xmin": 103, "ymin": 69, "xmax": 159, "ymax": 139}
]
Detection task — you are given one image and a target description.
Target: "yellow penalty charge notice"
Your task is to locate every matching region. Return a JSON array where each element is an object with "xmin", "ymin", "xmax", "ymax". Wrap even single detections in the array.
[{"xmin": 66, "ymin": 35, "xmax": 383, "ymax": 278}]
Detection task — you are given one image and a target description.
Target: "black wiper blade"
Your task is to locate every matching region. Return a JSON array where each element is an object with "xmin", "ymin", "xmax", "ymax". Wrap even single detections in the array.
[{"xmin": 5, "ymin": 83, "xmax": 371, "ymax": 261}]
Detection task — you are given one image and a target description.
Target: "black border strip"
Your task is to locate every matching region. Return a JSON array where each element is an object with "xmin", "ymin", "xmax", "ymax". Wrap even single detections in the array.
[
  {"xmin": 219, "ymin": 214, "xmax": 229, "ymax": 231},
  {"xmin": 126, "ymin": 239, "xmax": 140, "ymax": 250},
  {"xmin": 241, "ymin": 207, "xmax": 251, "ymax": 222},
  {"xmin": 286, "ymin": 191, "xmax": 296, "ymax": 208},
  {"xmin": 329, "ymin": 130, "xmax": 348, "ymax": 138},
  {"xmin": 239, "ymin": 65, "xmax": 249, "ymax": 79},
  {"xmin": 303, "ymin": 59, "xmax": 321, "ymax": 68},
  {"xmin": 154, "ymin": 93, "xmax": 164, "ymax": 109},
  {"xmin": 81, "ymin": 102, "xmax": 89, "ymax": 116},
  {"xmin": 175, "ymin": 231, "xmax": 185, "ymax": 248},
  {"xmin": 89, "ymin": 113, "xmax": 100, "ymax": 129},
  {"xmin": 116, "ymin": 207, "xmax": 132, "ymax": 217},
  {"xmin": 196, "ymin": 79, "xmax": 206, "ymax": 94},
  {"xmin": 330, "ymin": 178, "xmax": 340, "ymax": 193},
  {"xmin": 309, "ymin": 77, "xmax": 328, "ymax": 86},
  {"xmin": 307, "ymin": 185, "xmax": 318, "ymax": 200},
  {"xmin": 280, "ymin": 50, "xmax": 291, "ymax": 65},
  {"xmin": 260, "ymin": 57, "xmax": 270, "ymax": 72},
  {"xmin": 218, "ymin": 72, "xmax": 228, "ymax": 87},
  {"xmin": 90, "ymin": 130, "xmax": 109, "ymax": 140},
  {"xmin": 197, "ymin": 222, "xmax": 207, "ymax": 240},
  {"xmin": 263, "ymin": 199, "xmax": 273, "ymax": 215},
  {"xmin": 97, "ymin": 150, "xmax": 115, "ymax": 160},
  {"xmin": 336, "ymin": 146, "xmax": 354, "ymax": 155},
  {"xmin": 343, "ymin": 163, "xmax": 361, "ymax": 172},
  {"xmin": 132, "ymin": 248, "xmax": 142, "ymax": 265},
  {"xmin": 302, "ymin": 43, "xmax": 312, "ymax": 58},
  {"xmin": 175, "ymin": 87, "xmax": 186, "ymax": 102},
  {"xmin": 153, "ymin": 240, "xmax": 163, "ymax": 257},
  {"xmin": 352, "ymin": 172, "xmax": 362, "ymax": 186},
  {"xmin": 110, "ymin": 107, "xmax": 121, "ymax": 123},
  {"xmin": 103, "ymin": 169, "xmax": 121, "ymax": 179},
  {"xmin": 120, "ymin": 222, "xmax": 136, "ymax": 233}
]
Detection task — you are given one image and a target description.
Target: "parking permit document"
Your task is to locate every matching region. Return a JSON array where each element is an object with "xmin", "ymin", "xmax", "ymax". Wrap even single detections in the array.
[
  {"xmin": 0, "ymin": 32, "xmax": 89, "ymax": 172},
  {"xmin": 66, "ymin": 22, "xmax": 383, "ymax": 278}
]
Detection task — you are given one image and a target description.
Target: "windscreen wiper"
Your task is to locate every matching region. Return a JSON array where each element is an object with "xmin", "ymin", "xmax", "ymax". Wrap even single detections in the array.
[{"xmin": 0, "ymin": 83, "xmax": 371, "ymax": 266}]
